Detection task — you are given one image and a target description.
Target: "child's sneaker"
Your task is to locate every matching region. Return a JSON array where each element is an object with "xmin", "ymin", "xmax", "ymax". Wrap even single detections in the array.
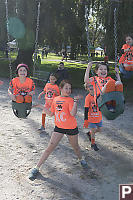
[
  {"xmin": 29, "ymin": 168, "xmax": 39, "ymax": 180},
  {"xmin": 38, "ymin": 126, "xmax": 45, "ymax": 132},
  {"xmin": 108, "ymin": 108, "xmax": 115, "ymax": 112},
  {"xmin": 91, "ymin": 143, "xmax": 99, "ymax": 151},
  {"xmin": 86, "ymin": 131, "xmax": 91, "ymax": 142},
  {"xmin": 80, "ymin": 159, "xmax": 88, "ymax": 168}
]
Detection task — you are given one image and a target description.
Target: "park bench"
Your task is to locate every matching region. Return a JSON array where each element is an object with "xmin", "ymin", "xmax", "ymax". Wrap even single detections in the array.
[{"xmin": 31, "ymin": 70, "xmax": 50, "ymax": 84}]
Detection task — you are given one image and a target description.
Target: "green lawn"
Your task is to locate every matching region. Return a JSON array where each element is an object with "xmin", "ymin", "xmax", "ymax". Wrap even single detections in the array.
[{"xmin": 0, "ymin": 51, "xmax": 133, "ymax": 101}]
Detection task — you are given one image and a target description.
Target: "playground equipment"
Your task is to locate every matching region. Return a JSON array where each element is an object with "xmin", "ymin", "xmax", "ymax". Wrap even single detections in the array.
[{"xmin": 84, "ymin": 2, "xmax": 124, "ymax": 120}]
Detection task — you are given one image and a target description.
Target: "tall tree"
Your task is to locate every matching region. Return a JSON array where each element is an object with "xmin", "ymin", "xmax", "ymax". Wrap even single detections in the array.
[
  {"xmin": 12, "ymin": 0, "xmax": 38, "ymax": 73},
  {"xmin": 104, "ymin": 0, "xmax": 133, "ymax": 59}
]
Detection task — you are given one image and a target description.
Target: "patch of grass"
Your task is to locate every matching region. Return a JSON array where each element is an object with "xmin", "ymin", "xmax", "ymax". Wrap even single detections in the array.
[
  {"xmin": 37, "ymin": 53, "xmax": 62, "ymax": 61},
  {"xmin": 0, "ymin": 52, "xmax": 133, "ymax": 101},
  {"xmin": 34, "ymin": 60, "xmax": 119, "ymax": 88},
  {"xmin": 0, "ymin": 59, "xmax": 10, "ymax": 78},
  {"xmin": 39, "ymin": 60, "xmax": 87, "ymax": 88}
]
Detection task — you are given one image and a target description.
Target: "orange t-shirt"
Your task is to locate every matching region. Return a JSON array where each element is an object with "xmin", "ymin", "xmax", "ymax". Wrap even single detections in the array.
[
  {"xmin": 84, "ymin": 93, "xmax": 102, "ymax": 123},
  {"xmin": 90, "ymin": 76, "xmax": 114, "ymax": 96},
  {"xmin": 9, "ymin": 77, "xmax": 35, "ymax": 95},
  {"xmin": 51, "ymin": 96, "xmax": 77, "ymax": 129},
  {"xmin": 44, "ymin": 83, "xmax": 60, "ymax": 106},
  {"xmin": 119, "ymin": 43, "xmax": 133, "ymax": 64}
]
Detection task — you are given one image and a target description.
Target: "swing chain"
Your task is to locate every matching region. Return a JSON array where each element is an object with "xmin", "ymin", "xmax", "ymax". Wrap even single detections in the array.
[
  {"xmin": 5, "ymin": 0, "xmax": 13, "ymax": 80},
  {"xmin": 33, "ymin": 1, "xmax": 41, "ymax": 76},
  {"xmin": 85, "ymin": 4, "xmax": 90, "ymax": 62},
  {"xmin": 84, "ymin": 3, "xmax": 103, "ymax": 96},
  {"xmin": 15, "ymin": 0, "xmax": 18, "ymax": 15},
  {"xmin": 114, "ymin": 7, "xmax": 118, "ymax": 68}
]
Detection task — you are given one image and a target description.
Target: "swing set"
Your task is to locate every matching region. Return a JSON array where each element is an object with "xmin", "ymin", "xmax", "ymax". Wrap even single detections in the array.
[
  {"xmin": 84, "ymin": 2, "xmax": 125, "ymax": 120},
  {"xmin": 5, "ymin": 0, "xmax": 41, "ymax": 118}
]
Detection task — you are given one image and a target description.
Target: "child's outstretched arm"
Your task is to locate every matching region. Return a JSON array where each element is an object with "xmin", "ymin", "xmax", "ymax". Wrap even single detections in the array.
[
  {"xmin": 70, "ymin": 95, "xmax": 83, "ymax": 116},
  {"xmin": 84, "ymin": 62, "xmax": 93, "ymax": 83},
  {"xmin": 115, "ymin": 67, "xmax": 122, "ymax": 82},
  {"xmin": 8, "ymin": 87, "xmax": 16, "ymax": 101},
  {"xmin": 38, "ymin": 91, "xmax": 45, "ymax": 100},
  {"xmin": 83, "ymin": 107, "xmax": 89, "ymax": 128}
]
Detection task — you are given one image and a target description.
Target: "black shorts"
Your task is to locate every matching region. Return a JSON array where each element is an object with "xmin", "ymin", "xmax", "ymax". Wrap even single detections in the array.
[{"xmin": 54, "ymin": 126, "xmax": 79, "ymax": 135}]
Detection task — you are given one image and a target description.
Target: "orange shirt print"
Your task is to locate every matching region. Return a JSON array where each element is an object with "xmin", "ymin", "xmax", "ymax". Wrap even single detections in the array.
[
  {"xmin": 85, "ymin": 93, "xmax": 102, "ymax": 123},
  {"xmin": 44, "ymin": 83, "xmax": 60, "ymax": 107},
  {"xmin": 10, "ymin": 77, "xmax": 35, "ymax": 95},
  {"xmin": 44, "ymin": 83, "xmax": 60, "ymax": 100},
  {"xmin": 51, "ymin": 96, "xmax": 77, "ymax": 129},
  {"xmin": 91, "ymin": 76, "xmax": 114, "ymax": 96}
]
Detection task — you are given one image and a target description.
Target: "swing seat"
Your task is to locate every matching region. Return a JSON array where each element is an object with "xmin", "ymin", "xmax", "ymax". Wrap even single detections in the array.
[
  {"xmin": 12, "ymin": 101, "xmax": 32, "ymax": 118},
  {"xmin": 97, "ymin": 91, "xmax": 125, "ymax": 120}
]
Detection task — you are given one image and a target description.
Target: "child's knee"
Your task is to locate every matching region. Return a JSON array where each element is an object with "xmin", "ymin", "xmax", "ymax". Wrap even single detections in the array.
[
  {"xmin": 115, "ymin": 81, "xmax": 122, "ymax": 85},
  {"xmin": 24, "ymin": 95, "xmax": 32, "ymax": 103},
  {"xmin": 103, "ymin": 80, "xmax": 115, "ymax": 93},
  {"xmin": 115, "ymin": 81, "xmax": 123, "ymax": 92}
]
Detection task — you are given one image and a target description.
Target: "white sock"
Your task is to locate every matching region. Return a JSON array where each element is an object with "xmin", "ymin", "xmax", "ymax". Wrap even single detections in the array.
[{"xmin": 35, "ymin": 166, "xmax": 40, "ymax": 170}]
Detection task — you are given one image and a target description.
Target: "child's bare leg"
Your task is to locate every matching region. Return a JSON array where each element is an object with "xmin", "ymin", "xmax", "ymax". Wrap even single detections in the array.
[
  {"xmin": 123, "ymin": 63, "xmax": 131, "ymax": 71},
  {"xmin": 90, "ymin": 128, "xmax": 96, "ymax": 145},
  {"xmin": 67, "ymin": 134, "xmax": 82, "ymax": 160},
  {"xmin": 37, "ymin": 132, "xmax": 63, "ymax": 168},
  {"xmin": 115, "ymin": 81, "xmax": 123, "ymax": 92},
  {"xmin": 90, "ymin": 128, "xmax": 99, "ymax": 151},
  {"xmin": 42, "ymin": 109, "xmax": 46, "ymax": 128}
]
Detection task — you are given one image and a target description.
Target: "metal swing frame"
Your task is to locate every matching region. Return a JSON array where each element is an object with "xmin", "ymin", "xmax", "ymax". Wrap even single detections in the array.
[
  {"xmin": 84, "ymin": 3, "xmax": 125, "ymax": 120},
  {"xmin": 31, "ymin": 2, "xmax": 50, "ymax": 85},
  {"xmin": 5, "ymin": 0, "xmax": 40, "ymax": 118}
]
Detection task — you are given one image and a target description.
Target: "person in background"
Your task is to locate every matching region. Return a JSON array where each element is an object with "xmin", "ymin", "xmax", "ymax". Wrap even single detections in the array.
[
  {"xmin": 38, "ymin": 73, "xmax": 60, "ymax": 132},
  {"xmin": 55, "ymin": 62, "xmax": 69, "ymax": 85}
]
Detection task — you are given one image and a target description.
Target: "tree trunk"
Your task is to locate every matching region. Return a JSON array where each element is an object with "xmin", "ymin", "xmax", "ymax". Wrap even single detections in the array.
[{"xmin": 12, "ymin": 49, "xmax": 34, "ymax": 75}]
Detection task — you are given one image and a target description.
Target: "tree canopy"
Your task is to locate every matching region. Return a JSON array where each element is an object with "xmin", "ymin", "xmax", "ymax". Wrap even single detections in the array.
[{"xmin": 0, "ymin": 0, "xmax": 133, "ymax": 66}]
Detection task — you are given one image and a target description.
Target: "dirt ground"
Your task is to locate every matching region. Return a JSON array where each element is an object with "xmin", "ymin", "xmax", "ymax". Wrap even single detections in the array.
[{"xmin": 0, "ymin": 77, "xmax": 133, "ymax": 200}]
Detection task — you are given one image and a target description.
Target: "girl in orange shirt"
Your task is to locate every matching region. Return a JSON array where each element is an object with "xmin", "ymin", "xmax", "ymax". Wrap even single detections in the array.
[
  {"xmin": 8, "ymin": 64, "xmax": 35, "ymax": 103},
  {"xmin": 38, "ymin": 73, "xmax": 60, "ymax": 132},
  {"xmin": 29, "ymin": 80, "xmax": 88, "ymax": 180},
  {"xmin": 119, "ymin": 34, "xmax": 133, "ymax": 78},
  {"xmin": 84, "ymin": 62, "xmax": 123, "ymax": 112},
  {"xmin": 83, "ymin": 83, "xmax": 102, "ymax": 151}
]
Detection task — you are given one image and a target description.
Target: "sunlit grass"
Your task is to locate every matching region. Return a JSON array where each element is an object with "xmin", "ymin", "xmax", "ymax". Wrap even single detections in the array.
[
  {"xmin": 1, "ymin": 50, "xmax": 133, "ymax": 99},
  {"xmin": 37, "ymin": 52, "xmax": 62, "ymax": 61}
]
